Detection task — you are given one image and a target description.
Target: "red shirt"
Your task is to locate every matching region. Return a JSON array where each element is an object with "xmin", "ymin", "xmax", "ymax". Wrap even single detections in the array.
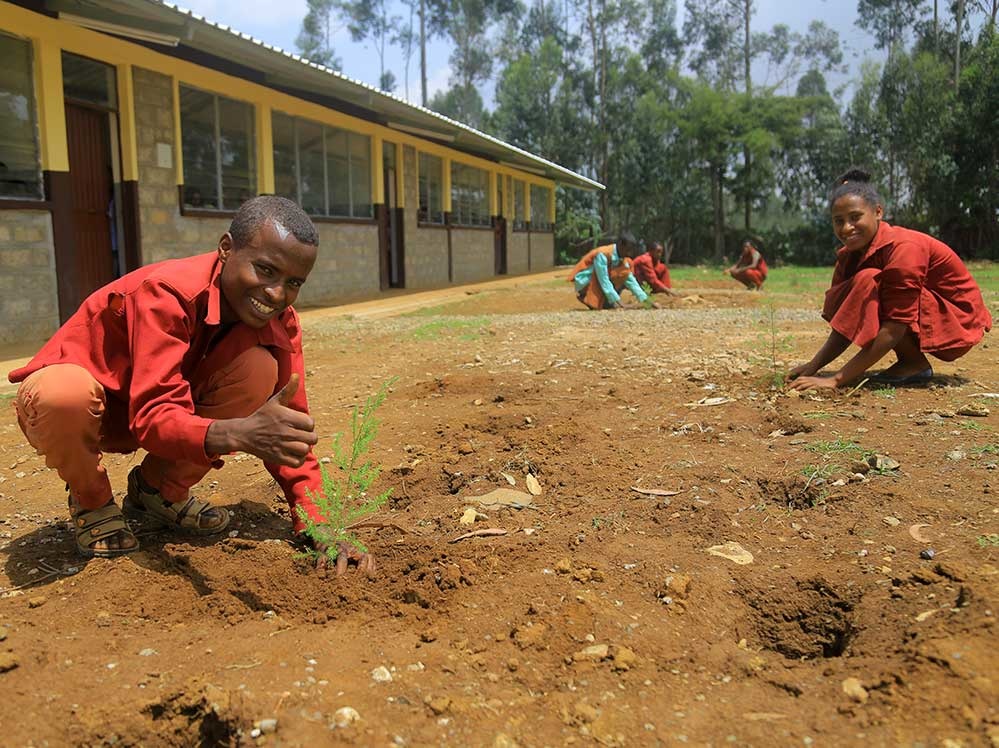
[
  {"xmin": 631, "ymin": 253, "xmax": 670, "ymax": 292},
  {"xmin": 9, "ymin": 252, "xmax": 322, "ymax": 530},
  {"xmin": 823, "ymin": 222, "xmax": 992, "ymax": 353}
]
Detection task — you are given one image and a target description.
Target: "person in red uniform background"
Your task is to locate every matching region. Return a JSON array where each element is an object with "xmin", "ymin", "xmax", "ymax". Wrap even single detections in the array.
[
  {"xmin": 10, "ymin": 196, "xmax": 374, "ymax": 573},
  {"xmin": 789, "ymin": 168, "xmax": 992, "ymax": 391},
  {"xmin": 632, "ymin": 241, "xmax": 674, "ymax": 295},
  {"xmin": 726, "ymin": 239, "xmax": 768, "ymax": 290}
]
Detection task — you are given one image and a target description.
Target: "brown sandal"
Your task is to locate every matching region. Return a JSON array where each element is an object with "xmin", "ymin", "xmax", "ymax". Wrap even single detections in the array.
[
  {"xmin": 122, "ymin": 467, "xmax": 231, "ymax": 535},
  {"xmin": 70, "ymin": 500, "xmax": 139, "ymax": 558}
]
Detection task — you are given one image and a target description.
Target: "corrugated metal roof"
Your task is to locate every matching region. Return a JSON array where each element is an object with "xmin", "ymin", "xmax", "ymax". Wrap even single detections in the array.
[{"xmin": 50, "ymin": 0, "xmax": 603, "ymax": 190}]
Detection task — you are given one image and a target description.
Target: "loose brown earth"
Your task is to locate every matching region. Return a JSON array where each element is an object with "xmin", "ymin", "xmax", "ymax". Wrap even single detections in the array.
[{"xmin": 1, "ymin": 272, "xmax": 997, "ymax": 747}]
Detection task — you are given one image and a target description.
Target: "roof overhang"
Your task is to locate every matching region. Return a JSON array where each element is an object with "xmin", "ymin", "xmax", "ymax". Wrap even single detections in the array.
[{"xmin": 41, "ymin": 0, "xmax": 603, "ymax": 191}]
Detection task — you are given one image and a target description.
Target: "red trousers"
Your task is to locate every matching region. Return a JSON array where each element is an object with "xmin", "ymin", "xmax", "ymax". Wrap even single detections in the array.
[
  {"xmin": 733, "ymin": 267, "xmax": 766, "ymax": 289},
  {"xmin": 14, "ymin": 345, "xmax": 278, "ymax": 510}
]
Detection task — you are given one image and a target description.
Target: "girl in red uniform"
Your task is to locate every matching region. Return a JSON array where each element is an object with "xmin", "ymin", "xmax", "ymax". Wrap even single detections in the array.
[
  {"xmin": 726, "ymin": 239, "xmax": 768, "ymax": 290},
  {"xmin": 789, "ymin": 169, "xmax": 992, "ymax": 391}
]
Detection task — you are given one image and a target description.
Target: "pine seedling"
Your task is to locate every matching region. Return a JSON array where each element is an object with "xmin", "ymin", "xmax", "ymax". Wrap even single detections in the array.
[{"xmin": 297, "ymin": 378, "xmax": 396, "ymax": 565}]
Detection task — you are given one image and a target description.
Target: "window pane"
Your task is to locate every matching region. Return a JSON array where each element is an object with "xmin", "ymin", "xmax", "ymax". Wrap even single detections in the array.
[
  {"xmin": 298, "ymin": 119, "xmax": 325, "ymax": 216},
  {"xmin": 531, "ymin": 184, "xmax": 551, "ymax": 229},
  {"xmin": 513, "ymin": 180, "xmax": 525, "ymax": 229},
  {"xmin": 62, "ymin": 52, "xmax": 116, "ymax": 109},
  {"xmin": 326, "ymin": 128, "xmax": 349, "ymax": 216},
  {"xmin": 0, "ymin": 34, "xmax": 42, "ymax": 200},
  {"xmin": 271, "ymin": 111, "xmax": 297, "ymax": 202},
  {"xmin": 179, "ymin": 86, "xmax": 218, "ymax": 208},
  {"xmin": 217, "ymin": 96, "xmax": 255, "ymax": 210},
  {"xmin": 419, "ymin": 153, "xmax": 443, "ymax": 224},
  {"xmin": 349, "ymin": 133, "xmax": 371, "ymax": 218}
]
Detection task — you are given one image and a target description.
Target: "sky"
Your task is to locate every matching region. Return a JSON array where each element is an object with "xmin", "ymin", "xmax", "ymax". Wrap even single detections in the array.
[{"xmin": 174, "ymin": 0, "xmax": 884, "ymax": 105}]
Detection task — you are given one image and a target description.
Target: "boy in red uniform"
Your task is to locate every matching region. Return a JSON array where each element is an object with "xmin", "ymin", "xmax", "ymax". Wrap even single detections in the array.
[
  {"xmin": 631, "ymin": 241, "xmax": 674, "ymax": 295},
  {"xmin": 726, "ymin": 239, "xmax": 768, "ymax": 290},
  {"xmin": 789, "ymin": 169, "xmax": 992, "ymax": 390},
  {"xmin": 9, "ymin": 196, "xmax": 374, "ymax": 573}
]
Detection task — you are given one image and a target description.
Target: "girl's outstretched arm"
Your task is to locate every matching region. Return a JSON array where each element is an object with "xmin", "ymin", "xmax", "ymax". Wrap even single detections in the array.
[
  {"xmin": 790, "ymin": 321, "xmax": 907, "ymax": 391},
  {"xmin": 788, "ymin": 330, "xmax": 852, "ymax": 380}
]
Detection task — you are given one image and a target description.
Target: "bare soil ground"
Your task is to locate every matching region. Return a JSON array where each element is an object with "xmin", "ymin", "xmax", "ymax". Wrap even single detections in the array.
[{"xmin": 1, "ymin": 272, "xmax": 997, "ymax": 747}]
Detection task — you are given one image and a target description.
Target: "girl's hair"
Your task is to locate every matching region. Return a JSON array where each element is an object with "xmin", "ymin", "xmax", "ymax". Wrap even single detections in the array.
[
  {"xmin": 829, "ymin": 168, "xmax": 883, "ymax": 211},
  {"xmin": 617, "ymin": 231, "xmax": 639, "ymax": 255}
]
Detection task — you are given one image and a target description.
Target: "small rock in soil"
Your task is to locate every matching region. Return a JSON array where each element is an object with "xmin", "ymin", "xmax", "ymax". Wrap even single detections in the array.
[
  {"xmin": 525, "ymin": 474, "xmax": 542, "ymax": 496},
  {"xmin": 920, "ymin": 549, "xmax": 936, "ymax": 560},
  {"xmin": 0, "ymin": 653, "xmax": 18, "ymax": 673},
  {"xmin": 332, "ymin": 707, "xmax": 360, "ymax": 728},
  {"xmin": 611, "ymin": 646, "xmax": 637, "ymax": 671},
  {"xmin": 946, "ymin": 450, "xmax": 966, "ymax": 461},
  {"xmin": 257, "ymin": 718, "xmax": 277, "ymax": 734},
  {"xmin": 572, "ymin": 644, "xmax": 610, "ymax": 662},
  {"xmin": 956, "ymin": 405, "xmax": 990, "ymax": 417},
  {"xmin": 27, "ymin": 596, "xmax": 45, "ymax": 608},
  {"xmin": 883, "ymin": 516, "xmax": 901, "ymax": 527},
  {"xmin": 371, "ymin": 666, "xmax": 393, "ymax": 683},
  {"xmin": 424, "ymin": 695, "xmax": 451, "ymax": 715},
  {"xmin": 705, "ymin": 542, "xmax": 754, "ymax": 565},
  {"xmin": 868, "ymin": 454, "xmax": 900, "ymax": 471},
  {"xmin": 841, "ymin": 677, "xmax": 869, "ymax": 704}
]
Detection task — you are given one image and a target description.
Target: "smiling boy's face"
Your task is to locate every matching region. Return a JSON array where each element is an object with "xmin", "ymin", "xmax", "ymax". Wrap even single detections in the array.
[{"xmin": 217, "ymin": 219, "xmax": 317, "ymax": 328}]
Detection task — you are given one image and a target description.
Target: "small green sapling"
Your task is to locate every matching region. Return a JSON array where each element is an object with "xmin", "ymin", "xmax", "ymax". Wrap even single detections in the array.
[{"xmin": 297, "ymin": 378, "xmax": 396, "ymax": 565}]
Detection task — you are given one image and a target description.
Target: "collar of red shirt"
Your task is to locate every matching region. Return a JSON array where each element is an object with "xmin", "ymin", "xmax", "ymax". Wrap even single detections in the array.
[{"xmin": 205, "ymin": 256, "xmax": 295, "ymax": 352}]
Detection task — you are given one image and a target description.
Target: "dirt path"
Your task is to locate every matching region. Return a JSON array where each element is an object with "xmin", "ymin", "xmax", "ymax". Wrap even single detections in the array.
[{"xmin": 1, "ymin": 276, "xmax": 996, "ymax": 746}]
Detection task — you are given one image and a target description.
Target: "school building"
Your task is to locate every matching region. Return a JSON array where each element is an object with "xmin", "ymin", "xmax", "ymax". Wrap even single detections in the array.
[{"xmin": 0, "ymin": 0, "xmax": 601, "ymax": 344}]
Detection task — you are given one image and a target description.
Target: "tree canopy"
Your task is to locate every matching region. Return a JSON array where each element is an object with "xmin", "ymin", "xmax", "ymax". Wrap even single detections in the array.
[{"xmin": 296, "ymin": 0, "xmax": 999, "ymax": 263}]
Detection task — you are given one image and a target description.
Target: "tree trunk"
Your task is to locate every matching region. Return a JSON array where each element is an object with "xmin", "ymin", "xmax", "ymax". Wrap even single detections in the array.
[
  {"xmin": 955, "ymin": 0, "xmax": 964, "ymax": 93},
  {"xmin": 933, "ymin": 0, "xmax": 939, "ymax": 54},
  {"xmin": 743, "ymin": 0, "xmax": 752, "ymax": 232},
  {"xmin": 420, "ymin": 0, "xmax": 428, "ymax": 105},
  {"xmin": 712, "ymin": 164, "xmax": 725, "ymax": 261}
]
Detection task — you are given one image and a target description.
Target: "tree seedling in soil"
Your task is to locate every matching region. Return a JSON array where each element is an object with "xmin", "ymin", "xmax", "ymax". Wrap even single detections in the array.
[
  {"xmin": 750, "ymin": 303, "xmax": 793, "ymax": 389},
  {"xmin": 296, "ymin": 378, "xmax": 396, "ymax": 565}
]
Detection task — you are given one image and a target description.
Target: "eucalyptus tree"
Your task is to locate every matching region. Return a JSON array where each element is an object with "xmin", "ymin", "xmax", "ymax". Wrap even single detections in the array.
[{"xmin": 296, "ymin": 0, "xmax": 344, "ymax": 69}]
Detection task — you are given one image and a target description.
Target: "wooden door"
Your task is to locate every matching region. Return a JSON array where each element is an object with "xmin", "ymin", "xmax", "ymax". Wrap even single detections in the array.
[
  {"xmin": 60, "ymin": 102, "xmax": 115, "ymax": 318},
  {"xmin": 494, "ymin": 216, "xmax": 508, "ymax": 275}
]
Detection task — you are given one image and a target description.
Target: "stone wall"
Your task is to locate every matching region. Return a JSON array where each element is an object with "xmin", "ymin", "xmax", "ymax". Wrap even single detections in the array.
[
  {"xmin": 296, "ymin": 222, "xmax": 381, "ymax": 307},
  {"xmin": 529, "ymin": 231, "xmax": 554, "ymax": 270},
  {"xmin": 400, "ymin": 145, "xmax": 449, "ymax": 288},
  {"xmin": 133, "ymin": 68, "xmax": 230, "ymax": 264},
  {"xmin": 0, "ymin": 210, "xmax": 59, "ymax": 343},
  {"xmin": 450, "ymin": 228, "xmax": 493, "ymax": 284},
  {"xmin": 507, "ymin": 231, "xmax": 530, "ymax": 274}
]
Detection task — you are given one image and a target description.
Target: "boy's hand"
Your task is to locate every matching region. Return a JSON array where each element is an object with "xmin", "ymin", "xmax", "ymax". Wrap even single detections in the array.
[
  {"xmin": 305, "ymin": 537, "xmax": 376, "ymax": 576},
  {"xmin": 221, "ymin": 373, "xmax": 319, "ymax": 466}
]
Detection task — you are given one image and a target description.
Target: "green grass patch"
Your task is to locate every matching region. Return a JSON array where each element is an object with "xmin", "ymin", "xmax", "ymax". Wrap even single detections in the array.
[
  {"xmin": 958, "ymin": 420, "xmax": 990, "ymax": 432},
  {"xmin": 411, "ymin": 316, "xmax": 491, "ymax": 341},
  {"xmin": 976, "ymin": 534, "xmax": 999, "ymax": 548},
  {"xmin": 871, "ymin": 386, "xmax": 896, "ymax": 399},
  {"xmin": 804, "ymin": 439, "xmax": 871, "ymax": 458},
  {"xmin": 970, "ymin": 444, "xmax": 999, "ymax": 456},
  {"xmin": 799, "ymin": 463, "xmax": 836, "ymax": 480}
]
